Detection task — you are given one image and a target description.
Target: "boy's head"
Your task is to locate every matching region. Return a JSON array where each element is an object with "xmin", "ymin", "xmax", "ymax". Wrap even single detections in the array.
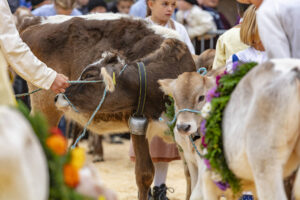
[
  {"xmin": 237, "ymin": 2, "xmax": 250, "ymax": 17},
  {"xmin": 240, "ymin": 5, "xmax": 264, "ymax": 51},
  {"xmin": 177, "ymin": 0, "xmax": 198, "ymax": 11},
  {"xmin": 54, "ymin": 0, "xmax": 76, "ymax": 15},
  {"xmin": 117, "ymin": 0, "xmax": 133, "ymax": 14},
  {"xmin": 88, "ymin": 0, "xmax": 108, "ymax": 13}
]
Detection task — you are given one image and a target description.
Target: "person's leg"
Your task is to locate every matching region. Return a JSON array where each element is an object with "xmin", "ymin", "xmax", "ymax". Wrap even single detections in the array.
[{"xmin": 153, "ymin": 162, "xmax": 169, "ymax": 187}]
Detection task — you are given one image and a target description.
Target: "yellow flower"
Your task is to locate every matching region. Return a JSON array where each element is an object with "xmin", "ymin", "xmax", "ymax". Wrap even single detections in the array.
[
  {"xmin": 98, "ymin": 196, "xmax": 106, "ymax": 200},
  {"xmin": 70, "ymin": 147, "xmax": 85, "ymax": 169},
  {"xmin": 64, "ymin": 164, "xmax": 80, "ymax": 188},
  {"xmin": 46, "ymin": 134, "xmax": 67, "ymax": 155}
]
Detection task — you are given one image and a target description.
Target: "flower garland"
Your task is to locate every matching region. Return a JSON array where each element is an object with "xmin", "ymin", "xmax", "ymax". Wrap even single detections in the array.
[
  {"xmin": 200, "ymin": 62, "xmax": 257, "ymax": 194},
  {"xmin": 17, "ymin": 102, "xmax": 92, "ymax": 200}
]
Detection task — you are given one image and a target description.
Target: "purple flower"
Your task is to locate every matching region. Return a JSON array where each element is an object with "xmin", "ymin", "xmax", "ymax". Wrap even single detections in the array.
[
  {"xmin": 206, "ymin": 86, "xmax": 217, "ymax": 102},
  {"xmin": 232, "ymin": 61, "xmax": 239, "ymax": 72},
  {"xmin": 204, "ymin": 159, "xmax": 211, "ymax": 170},
  {"xmin": 200, "ymin": 120, "xmax": 206, "ymax": 136},
  {"xmin": 201, "ymin": 135, "xmax": 207, "ymax": 147},
  {"xmin": 214, "ymin": 181, "xmax": 230, "ymax": 191},
  {"xmin": 216, "ymin": 75, "xmax": 221, "ymax": 86}
]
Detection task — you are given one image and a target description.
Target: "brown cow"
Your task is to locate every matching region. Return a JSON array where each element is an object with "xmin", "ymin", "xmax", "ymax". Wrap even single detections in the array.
[{"xmin": 19, "ymin": 14, "xmax": 196, "ymax": 200}]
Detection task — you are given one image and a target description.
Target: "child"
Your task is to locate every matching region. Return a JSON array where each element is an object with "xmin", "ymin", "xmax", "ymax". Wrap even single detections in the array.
[
  {"xmin": 176, "ymin": 0, "xmax": 216, "ymax": 40},
  {"xmin": 32, "ymin": 0, "xmax": 82, "ymax": 16},
  {"xmin": 130, "ymin": 0, "xmax": 194, "ymax": 199},
  {"xmin": 117, "ymin": 0, "xmax": 133, "ymax": 14},
  {"xmin": 212, "ymin": 2, "xmax": 250, "ymax": 69},
  {"xmin": 226, "ymin": 5, "xmax": 267, "ymax": 70},
  {"xmin": 87, "ymin": 0, "xmax": 107, "ymax": 13}
]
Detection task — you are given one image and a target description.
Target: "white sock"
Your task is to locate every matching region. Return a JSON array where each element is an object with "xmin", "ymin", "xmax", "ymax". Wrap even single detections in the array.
[{"xmin": 153, "ymin": 162, "xmax": 169, "ymax": 187}]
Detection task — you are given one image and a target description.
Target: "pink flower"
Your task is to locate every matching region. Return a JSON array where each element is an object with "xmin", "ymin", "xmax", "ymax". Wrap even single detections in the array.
[
  {"xmin": 204, "ymin": 159, "xmax": 211, "ymax": 170},
  {"xmin": 202, "ymin": 135, "xmax": 207, "ymax": 148},
  {"xmin": 200, "ymin": 120, "xmax": 206, "ymax": 136}
]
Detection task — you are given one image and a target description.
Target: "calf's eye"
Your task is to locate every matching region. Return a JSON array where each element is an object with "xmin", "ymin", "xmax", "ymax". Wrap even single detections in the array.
[{"xmin": 198, "ymin": 95, "xmax": 205, "ymax": 102}]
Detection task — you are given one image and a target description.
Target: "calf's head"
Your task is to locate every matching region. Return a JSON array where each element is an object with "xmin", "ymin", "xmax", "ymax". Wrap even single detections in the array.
[
  {"xmin": 159, "ymin": 72, "xmax": 214, "ymax": 135},
  {"xmin": 55, "ymin": 51, "xmax": 137, "ymax": 114}
]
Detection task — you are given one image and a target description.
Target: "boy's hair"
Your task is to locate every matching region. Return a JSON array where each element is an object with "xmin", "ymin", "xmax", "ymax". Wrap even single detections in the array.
[
  {"xmin": 54, "ymin": 0, "xmax": 76, "ymax": 9},
  {"xmin": 240, "ymin": 5, "xmax": 259, "ymax": 46},
  {"xmin": 117, "ymin": 0, "xmax": 134, "ymax": 4},
  {"xmin": 236, "ymin": 2, "xmax": 250, "ymax": 17}
]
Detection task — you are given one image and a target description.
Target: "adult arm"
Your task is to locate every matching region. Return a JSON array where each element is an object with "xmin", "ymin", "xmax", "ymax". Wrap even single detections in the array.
[
  {"xmin": 0, "ymin": 0, "xmax": 68, "ymax": 93},
  {"xmin": 256, "ymin": 0, "xmax": 291, "ymax": 58}
]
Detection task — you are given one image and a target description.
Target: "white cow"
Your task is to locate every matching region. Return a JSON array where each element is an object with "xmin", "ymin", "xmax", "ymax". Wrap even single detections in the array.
[{"xmin": 159, "ymin": 59, "xmax": 300, "ymax": 200}]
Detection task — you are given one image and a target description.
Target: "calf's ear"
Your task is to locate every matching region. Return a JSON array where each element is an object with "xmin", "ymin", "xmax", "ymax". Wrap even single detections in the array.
[
  {"xmin": 158, "ymin": 79, "xmax": 176, "ymax": 97},
  {"xmin": 101, "ymin": 67, "xmax": 115, "ymax": 92}
]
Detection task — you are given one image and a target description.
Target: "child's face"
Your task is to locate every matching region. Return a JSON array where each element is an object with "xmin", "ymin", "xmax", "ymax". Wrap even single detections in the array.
[
  {"xmin": 177, "ymin": 0, "xmax": 192, "ymax": 11},
  {"xmin": 117, "ymin": 1, "xmax": 133, "ymax": 14},
  {"xmin": 149, "ymin": 0, "xmax": 176, "ymax": 23},
  {"xmin": 90, "ymin": 6, "xmax": 107, "ymax": 13},
  {"xmin": 55, "ymin": 6, "xmax": 72, "ymax": 15}
]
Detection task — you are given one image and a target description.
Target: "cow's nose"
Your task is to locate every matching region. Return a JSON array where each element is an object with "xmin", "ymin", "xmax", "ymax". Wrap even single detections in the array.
[
  {"xmin": 54, "ymin": 95, "xmax": 59, "ymax": 103},
  {"xmin": 177, "ymin": 124, "xmax": 191, "ymax": 133}
]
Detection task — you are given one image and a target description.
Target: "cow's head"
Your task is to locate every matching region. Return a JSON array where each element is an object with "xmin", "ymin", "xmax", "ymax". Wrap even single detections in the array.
[
  {"xmin": 55, "ymin": 51, "xmax": 136, "ymax": 113},
  {"xmin": 158, "ymin": 72, "xmax": 215, "ymax": 136}
]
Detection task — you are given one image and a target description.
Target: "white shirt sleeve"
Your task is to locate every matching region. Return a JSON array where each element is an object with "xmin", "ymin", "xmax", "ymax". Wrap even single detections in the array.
[
  {"xmin": 174, "ymin": 21, "xmax": 195, "ymax": 54},
  {"xmin": 0, "ymin": 0, "xmax": 57, "ymax": 90},
  {"xmin": 256, "ymin": 0, "xmax": 291, "ymax": 58}
]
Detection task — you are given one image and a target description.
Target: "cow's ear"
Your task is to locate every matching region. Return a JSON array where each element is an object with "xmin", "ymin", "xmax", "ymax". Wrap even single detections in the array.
[
  {"xmin": 101, "ymin": 67, "xmax": 115, "ymax": 92},
  {"xmin": 158, "ymin": 79, "xmax": 176, "ymax": 97}
]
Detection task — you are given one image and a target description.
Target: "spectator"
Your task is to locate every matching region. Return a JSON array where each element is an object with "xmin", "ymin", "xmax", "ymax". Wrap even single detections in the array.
[
  {"xmin": 212, "ymin": 2, "xmax": 250, "ymax": 69},
  {"xmin": 176, "ymin": 0, "xmax": 216, "ymax": 39},
  {"xmin": 76, "ymin": 0, "xmax": 89, "ymax": 14},
  {"xmin": 226, "ymin": 5, "xmax": 267, "ymax": 70},
  {"xmin": 0, "ymin": 0, "xmax": 69, "ymax": 106},
  {"xmin": 117, "ymin": 0, "xmax": 133, "ymax": 14},
  {"xmin": 87, "ymin": 0, "xmax": 107, "ymax": 13},
  {"xmin": 200, "ymin": 0, "xmax": 231, "ymax": 29},
  {"xmin": 32, "ymin": 0, "xmax": 82, "ymax": 16},
  {"xmin": 129, "ymin": 0, "xmax": 147, "ymax": 18},
  {"xmin": 30, "ymin": 0, "xmax": 52, "ymax": 10}
]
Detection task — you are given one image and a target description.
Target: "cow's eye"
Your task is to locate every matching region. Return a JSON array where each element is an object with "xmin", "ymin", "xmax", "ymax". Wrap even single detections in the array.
[
  {"xmin": 84, "ymin": 74, "xmax": 94, "ymax": 79},
  {"xmin": 198, "ymin": 95, "xmax": 205, "ymax": 102}
]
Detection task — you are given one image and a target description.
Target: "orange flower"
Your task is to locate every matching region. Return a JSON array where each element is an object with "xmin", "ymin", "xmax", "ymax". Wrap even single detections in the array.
[
  {"xmin": 46, "ymin": 134, "xmax": 67, "ymax": 155},
  {"xmin": 64, "ymin": 164, "xmax": 79, "ymax": 188}
]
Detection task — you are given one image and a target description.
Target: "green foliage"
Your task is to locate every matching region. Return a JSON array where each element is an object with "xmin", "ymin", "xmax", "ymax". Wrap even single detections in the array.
[
  {"xmin": 164, "ymin": 96, "xmax": 175, "ymax": 139},
  {"xmin": 16, "ymin": 102, "xmax": 91, "ymax": 200},
  {"xmin": 204, "ymin": 62, "xmax": 257, "ymax": 194}
]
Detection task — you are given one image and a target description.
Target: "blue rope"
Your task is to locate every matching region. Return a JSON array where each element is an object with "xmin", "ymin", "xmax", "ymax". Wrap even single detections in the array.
[
  {"xmin": 189, "ymin": 135, "xmax": 204, "ymax": 158},
  {"xmin": 15, "ymin": 80, "xmax": 103, "ymax": 97},
  {"xmin": 168, "ymin": 108, "xmax": 202, "ymax": 125},
  {"xmin": 119, "ymin": 64, "xmax": 128, "ymax": 76},
  {"xmin": 15, "ymin": 88, "xmax": 42, "ymax": 98},
  {"xmin": 197, "ymin": 67, "xmax": 207, "ymax": 76},
  {"xmin": 62, "ymin": 94, "xmax": 79, "ymax": 113},
  {"xmin": 71, "ymin": 87, "xmax": 107, "ymax": 149}
]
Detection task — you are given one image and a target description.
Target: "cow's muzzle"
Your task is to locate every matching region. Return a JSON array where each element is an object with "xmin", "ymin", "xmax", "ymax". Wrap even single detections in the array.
[{"xmin": 54, "ymin": 94, "xmax": 69, "ymax": 108}]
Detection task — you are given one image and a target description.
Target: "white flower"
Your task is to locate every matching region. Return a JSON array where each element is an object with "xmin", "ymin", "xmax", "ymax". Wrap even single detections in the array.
[
  {"xmin": 202, "ymin": 102, "xmax": 212, "ymax": 113},
  {"xmin": 220, "ymin": 196, "xmax": 227, "ymax": 200},
  {"xmin": 201, "ymin": 111, "xmax": 210, "ymax": 119},
  {"xmin": 211, "ymin": 171, "xmax": 223, "ymax": 182}
]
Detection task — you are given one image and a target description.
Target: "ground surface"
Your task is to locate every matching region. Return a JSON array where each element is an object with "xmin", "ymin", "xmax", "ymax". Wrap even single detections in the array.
[{"xmin": 84, "ymin": 139, "xmax": 186, "ymax": 200}]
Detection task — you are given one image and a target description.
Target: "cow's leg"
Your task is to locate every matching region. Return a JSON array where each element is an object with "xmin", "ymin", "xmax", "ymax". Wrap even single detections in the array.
[
  {"xmin": 201, "ymin": 171, "xmax": 219, "ymax": 200},
  {"xmin": 131, "ymin": 134, "xmax": 154, "ymax": 200},
  {"xmin": 247, "ymin": 147, "xmax": 287, "ymax": 200},
  {"xmin": 294, "ymin": 167, "xmax": 300, "ymax": 200},
  {"xmin": 186, "ymin": 160, "xmax": 198, "ymax": 191},
  {"xmin": 189, "ymin": 156, "xmax": 204, "ymax": 200},
  {"xmin": 93, "ymin": 135, "xmax": 104, "ymax": 162},
  {"xmin": 179, "ymin": 151, "xmax": 191, "ymax": 200}
]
